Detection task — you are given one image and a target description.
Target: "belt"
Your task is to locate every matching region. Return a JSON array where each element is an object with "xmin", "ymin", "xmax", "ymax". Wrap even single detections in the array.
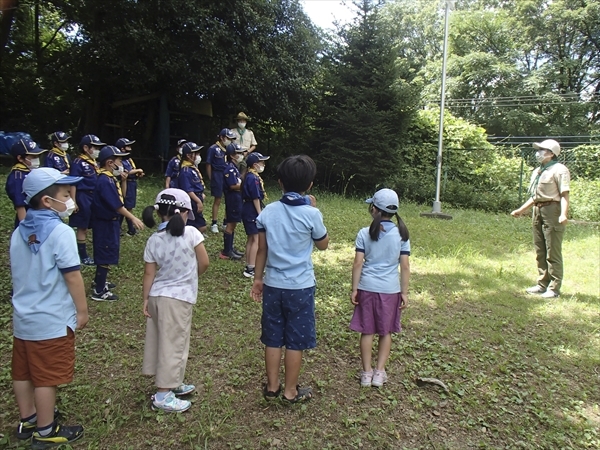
[{"xmin": 534, "ymin": 201, "xmax": 560, "ymax": 207}]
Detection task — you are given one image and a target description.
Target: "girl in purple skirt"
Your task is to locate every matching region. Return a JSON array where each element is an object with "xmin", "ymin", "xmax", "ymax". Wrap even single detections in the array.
[{"xmin": 350, "ymin": 188, "xmax": 411, "ymax": 387}]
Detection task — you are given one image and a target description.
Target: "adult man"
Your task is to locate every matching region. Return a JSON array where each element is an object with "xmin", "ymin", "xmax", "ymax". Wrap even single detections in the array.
[{"xmin": 232, "ymin": 112, "xmax": 257, "ymax": 154}]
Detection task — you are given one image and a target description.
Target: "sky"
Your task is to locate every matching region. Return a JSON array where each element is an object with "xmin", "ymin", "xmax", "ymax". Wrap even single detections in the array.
[{"xmin": 300, "ymin": 0, "xmax": 356, "ymax": 30}]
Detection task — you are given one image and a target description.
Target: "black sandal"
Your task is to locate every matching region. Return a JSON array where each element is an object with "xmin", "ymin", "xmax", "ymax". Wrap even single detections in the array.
[
  {"xmin": 262, "ymin": 383, "xmax": 282, "ymax": 401},
  {"xmin": 282, "ymin": 385, "xmax": 313, "ymax": 403}
]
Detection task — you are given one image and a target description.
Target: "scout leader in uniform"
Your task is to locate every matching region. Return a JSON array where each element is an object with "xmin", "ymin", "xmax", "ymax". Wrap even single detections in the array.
[
  {"xmin": 45, "ymin": 131, "xmax": 72, "ymax": 174},
  {"xmin": 90, "ymin": 146, "xmax": 144, "ymax": 302}
]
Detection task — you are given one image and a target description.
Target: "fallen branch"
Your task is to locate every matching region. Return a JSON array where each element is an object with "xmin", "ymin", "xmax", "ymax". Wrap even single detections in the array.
[{"xmin": 416, "ymin": 377, "xmax": 449, "ymax": 393}]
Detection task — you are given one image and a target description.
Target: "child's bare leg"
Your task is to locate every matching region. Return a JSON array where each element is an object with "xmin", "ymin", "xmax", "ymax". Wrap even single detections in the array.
[
  {"xmin": 246, "ymin": 234, "xmax": 258, "ymax": 265},
  {"xmin": 360, "ymin": 334, "xmax": 374, "ymax": 372},
  {"xmin": 376, "ymin": 334, "xmax": 392, "ymax": 371},
  {"xmin": 265, "ymin": 346, "xmax": 282, "ymax": 392},
  {"xmin": 211, "ymin": 197, "xmax": 221, "ymax": 222},
  {"xmin": 13, "ymin": 380, "xmax": 35, "ymax": 419},
  {"xmin": 283, "ymin": 349, "xmax": 303, "ymax": 399},
  {"xmin": 33, "ymin": 386, "xmax": 57, "ymax": 427},
  {"xmin": 76, "ymin": 228, "xmax": 87, "ymax": 242}
]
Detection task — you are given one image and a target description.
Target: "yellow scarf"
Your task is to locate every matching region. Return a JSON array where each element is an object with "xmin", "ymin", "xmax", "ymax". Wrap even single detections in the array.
[
  {"xmin": 98, "ymin": 168, "xmax": 123, "ymax": 202},
  {"xmin": 247, "ymin": 168, "xmax": 267, "ymax": 200},
  {"xmin": 181, "ymin": 160, "xmax": 205, "ymax": 186},
  {"xmin": 51, "ymin": 146, "xmax": 70, "ymax": 169},
  {"xmin": 80, "ymin": 153, "xmax": 99, "ymax": 173},
  {"xmin": 11, "ymin": 162, "xmax": 30, "ymax": 172}
]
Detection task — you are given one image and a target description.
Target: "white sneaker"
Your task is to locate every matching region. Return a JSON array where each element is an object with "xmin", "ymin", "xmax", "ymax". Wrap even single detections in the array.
[
  {"xmin": 360, "ymin": 370, "xmax": 373, "ymax": 387},
  {"xmin": 540, "ymin": 289, "xmax": 559, "ymax": 298},
  {"xmin": 152, "ymin": 391, "xmax": 191, "ymax": 413},
  {"xmin": 526, "ymin": 285, "xmax": 546, "ymax": 294},
  {"xmin": 210, "ymin": 224, "xmax": 219, "ymax": 233},
  {"xmin": 372, "ymin": 369, "xmax": 388, "ymax": 387}
]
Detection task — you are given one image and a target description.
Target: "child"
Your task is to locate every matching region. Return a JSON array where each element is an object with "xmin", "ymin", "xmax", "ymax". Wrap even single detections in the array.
[
  {"xmin": 250, "ymin": 155, "xmax": 329, "ymax": 403},
  {"xmin": 350, "ymin": 188, "xmax": 410, "ymax": 388},
  {"xmin": 165, "ymin": 139, "xmax": 187, "ymax": 189},
  {"xmin": 176, "ymin": 142, "xmax": 207, "ymax": 233},
  {"xmin": 45, "ymin": 131, "xmax": 71, "ymax": 174},
  {"xmin": 141, "ymin": 189, "xmax": 209, "ymax": 412},
  {"xmin": 90, "ymin": 146, "xmax": 144, "ymax": 301},
  {"xmin": 69, "ymin": 134, "xmax": 105, "ymax": 265},
  {"xmin": 220, "ymin": 143, "xmax": 245, "ymax": 260},
  {"xmin": 206, "ymin": 128, "xmax": 236, "ymax": 233},
  {"xmin": 116, "ymin": 138, "xmax": 145, "ymax": 236},
  {"xmin": 5, "ymin": 138, "xmax": 47, "ymax": 227},
  {"xmin": 241, "ymin": 152, "xmax": 270, "ymax": 278},
  {"xmin": 10, "ymin": 167, "xmax": 88, "ymax": 448}
]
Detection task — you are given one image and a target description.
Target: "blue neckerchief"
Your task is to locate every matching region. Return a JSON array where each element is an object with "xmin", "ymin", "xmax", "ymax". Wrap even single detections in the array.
[
  {"xmin": 18, "ymin": 209, "xmax": 63, "ymax": 254},
  {"xmin": 280, "ymin": 192, "xmax": 311, "ymax": 206},
  {"xmin": 157, "ymin": 221, "xmax": 168, "ymax": 232}
]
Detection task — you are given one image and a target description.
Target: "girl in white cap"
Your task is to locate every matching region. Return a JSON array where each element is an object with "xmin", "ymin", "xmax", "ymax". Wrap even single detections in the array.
[{"xmin": 350, "ymin": 188, "xmax": 411, "ymax": 387}]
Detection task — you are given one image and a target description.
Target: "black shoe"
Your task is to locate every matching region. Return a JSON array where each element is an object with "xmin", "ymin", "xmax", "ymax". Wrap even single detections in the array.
[
  {"xmin": 219, "ymin": 251, "xmax": 242, "ymax": 261},
  {"xmin": 16, "ymin": 409, "xmax": 61, "ymax": 440},
  {"xmin": 91, "ymin": 288, "xmax": 119, "ymax": 302},
  {"xmin": 232, "ymin": 248, "xmax": 245, "ymax": 257},
  {"xmin": 126, "ymin": 230, "xmax": 137, "ymax": 236},
  {"xmin": 31, "ymin": 422, "xmax": 84, "ymax": 449},
  {"xmin": 91, "ymin": 281, "xmax": 117, "ymax": 290}
]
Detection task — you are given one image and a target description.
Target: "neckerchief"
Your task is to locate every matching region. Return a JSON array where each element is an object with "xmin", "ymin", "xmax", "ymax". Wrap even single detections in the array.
[
  {"xmin": 527, "ymin": 160, "xmax": 558, "ymax": 199},
  {"xmin": 18, "ymin": 209, "xmax": 63, "ymax": 254},
  {"xmin": 280, "ymin": 191, "xmax": 306, "ymax": 206},
  {"xmin": 216, "ymin": 141, "xmax": 226, "ymax": 152},
  {"xmin": 80, "ymin": 153, "xmax": 99, "ymax": 173},
  {"xmin": 50, "ymin": 147, "xmax": 70, "ymax": 169},
  {"xmin": 181, "ymin": 160, "xmax": 205, "ymax": 185},
  {"xmin": 247, "ymin": 168, "xmax": 267, "ymax": 200},
  {"xmin": 99, "ymin": 168, "xmax": 123, "ymax": 202},
  {"xmin": 11, "ymin": 162, "xmax": 30, "ymax": 172},
  {"xmin": 236, "ymin": 127, "xmax": 246, "ymax": 137}
]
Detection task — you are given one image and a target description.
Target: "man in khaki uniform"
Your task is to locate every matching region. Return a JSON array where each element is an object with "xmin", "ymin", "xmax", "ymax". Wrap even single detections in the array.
[
  {"xmin": 511, "ymin": 139, "xmax": 570, "ymax": 298},
  {"xmin": 232, "ymin": 112, "xmax": 258, "ymax": 180}
]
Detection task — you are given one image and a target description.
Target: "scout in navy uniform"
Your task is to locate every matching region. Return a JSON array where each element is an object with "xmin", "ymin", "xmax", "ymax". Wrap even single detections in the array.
[
  {"xmin": 5, "ymin": 138, "xmax": 48, "ymax": 227},
  {"xmin": 206, "ymin": 128, "xmax": 236, "ymax": 233},
  {"xmin": 115, "ymin": 138, "xmax": 145, "ymax": 236},
  {"xmin": 176, "ymin": 142, "xmax": 207, "ymax": 233},
  {"xmin": 69, "ymin": 134, "xmax": 105, "ymax": 265},
  {"xmin": 45, "ymin": 131, "xmax": 72, "ymax": 174},
  {"xmin": 220, "ymin": 143, "xmax": 245, "ymax": 260},
  {"xmin": 165, "ymin": 139, "xmax": 187, "ymax": 189},
  {"xmin": 241, "ymin": 152, "xmax": 270, "ymax": 278},
  {"xmin": 91, "ymin": 146, "xmax": 144, "ymax": 301}
]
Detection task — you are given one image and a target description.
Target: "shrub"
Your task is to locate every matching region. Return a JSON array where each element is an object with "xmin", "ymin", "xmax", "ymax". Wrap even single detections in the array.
[{"xmin": 569, "ymin": 178, "xmax": 600, "ymax": 222}]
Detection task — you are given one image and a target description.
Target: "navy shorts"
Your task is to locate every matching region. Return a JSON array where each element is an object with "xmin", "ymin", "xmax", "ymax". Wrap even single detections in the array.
[
  {"xmin": 69, "ymin": 190, "xmax": 93, "ymax": 229},
  {"xmin": 210, "ymin": 171, "xmax": 224, "ymax": 197},
  {"xmin": 242, "ymin": 202, "xmax": 259, "ymax": 235},
  {"xmin": 261, "ymin": 285, "xmax": 316, "ymax": 351},
  {"xmin": 186, "ymin": 200, "xmax": 207, "ymax": 229},
  {"xmin": 124, "ymin": 181, "xmax": 137, "ymax": 209},
  {"xmin": 224, "ymin": 192, "xmax": 242, "ymax": 223},
  {"xmin": 92, "ymin": 219, "xmax": 120, "ymax": 265}
]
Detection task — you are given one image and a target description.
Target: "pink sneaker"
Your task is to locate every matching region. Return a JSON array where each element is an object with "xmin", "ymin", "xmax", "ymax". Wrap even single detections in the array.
[
  {"xmin": 360, "ymin": 370, "xmax": 373, "ymax": 387},
  {"xmin": 372, "ymin": 369, "xmax": 388, "ymax": 387}
]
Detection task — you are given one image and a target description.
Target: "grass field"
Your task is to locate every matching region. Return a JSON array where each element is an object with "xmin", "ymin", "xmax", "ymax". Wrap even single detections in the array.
[{"xmin": 0, "ymin": 173, "xmax": 598, "ymax": 450}]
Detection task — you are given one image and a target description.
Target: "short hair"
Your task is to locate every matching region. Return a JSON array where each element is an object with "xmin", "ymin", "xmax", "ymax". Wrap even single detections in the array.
[
  {"xmin": 277, "ymin": 155, "xmax": 317, "ymax": 193},
  {"xmin": 100, "ymin": 156, "xmax": 117, "ymax": 168},
  {"xmin": 28, "ymin": 184, "xmax": 61, "ymax": 209}
]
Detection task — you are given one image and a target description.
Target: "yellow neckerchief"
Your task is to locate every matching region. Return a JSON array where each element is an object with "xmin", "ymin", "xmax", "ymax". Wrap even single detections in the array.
[
  {"xmin": 98, "ymin": 168, "xmax": 123, "ymax": 202},
  {"xmin": 11, "ymin": 162, "xmax": 30, "ymax": 172},
  {"xmin": 247, "ymin": 167, "xmax": 267, "ymax": 200},
  {"xmin": 181, "ymin": 159, "xmax": 205, "ymax": 185},
  {"xmin": 79, "ymin": 153, "xmax": 99, "ymax": 173},
  {"xmin": 50, "ymin": 146, "xmax": 70, "ymax": 169},
  {"xmin": 216, "ymin": 141, "xmax": 226, "ymax": 151},
  {"xmin": 127, "ymin": 158, "xmax": 139, "ymax": 178}
]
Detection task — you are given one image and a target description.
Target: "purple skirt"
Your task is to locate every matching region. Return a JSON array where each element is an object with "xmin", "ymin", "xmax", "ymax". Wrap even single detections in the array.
[{"xmin": 349, "ymin": 290, "xmax": 401, "ymax": 336}]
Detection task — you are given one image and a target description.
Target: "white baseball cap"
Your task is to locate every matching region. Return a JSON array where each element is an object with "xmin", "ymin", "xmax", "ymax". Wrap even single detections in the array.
[
  {"xmin": 154, "ymin": 188, "xmax": 195, "ymax": 220},
  {"xmin": 533, "ymin": 139, "xmax": 561, "ymax": 157},
  {"xmin": 365, "ymin": 188, "xmax": 399, "ymax": 214}
]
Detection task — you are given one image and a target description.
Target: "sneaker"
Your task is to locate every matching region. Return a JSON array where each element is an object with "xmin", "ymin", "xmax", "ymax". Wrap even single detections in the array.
[
  {"xmin": 360, "ymin": 370, "xmax": 373, "ymax": 387},
  {"xmin": 91, "ymin": 281, "xmax": 117, "ymax": 290},
  {"xmin": 220, "ymin": 251, "xmax": 242, "ymax": 261},
  {"xmin": 221, "ymin": 223, "xmax": 227, "ymax": 231},
  {"xmin": 232, "ymin": 248, "xmax": 245, "ymax": 257},
  {"xmin": 152, "ymin": 391, "xmax": 191, "ymax": 413},
  {"xmin": 126, "ymin": 230, "xmax": 137, "ymax": 237},
  {"xmin": 80, "ymin": 257, "xmax": 95, "ymax": 266},
  {"xmin": 541, "ymin": 289, "xmax": 560, "ymax": 298},
  {"xmin": 172, "ymin": 383, "xmax": 195, "ymax": 396},
  {"xmin": 210, "ymin": 224, "xmax": 219, "ymax": 233},
  {"xmin": 372, "ymin": 369, "xmax": 388, "ymax": 387},
  {"xmin": 243, "ymin": 267, "xmax": 255, "ymax": 278},
  {"xmin": 16, "ymin": 409, "xmax": 61, "ymax": 440},
  {"xmin": 526, "ymin": 285, "xmax": 547, "ymax": 294},
  {"xmin": 31, "ymin": 423, "xmax": 84, "ymax": 450},
  {"xmin": 91, "ymin": 288, "xmax": 119, "ymax": 302}
]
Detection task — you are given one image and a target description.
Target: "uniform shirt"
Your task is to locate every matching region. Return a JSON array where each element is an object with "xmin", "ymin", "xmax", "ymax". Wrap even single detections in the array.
[
  {"xmin": 122, "ymin": 158, "xmax": 139, "ymax": 181},
  {"xmin": 10, "ymin": 219, "xmax": 80, "ymax": 340},
  {"xmin": 355, "ymin": 221, "xmax": 411, "ymax": 294},
  {"xmin": 231, "ymin": 128, "xmax": 257, "ymax": 151},
  {"xmin": 165, "ymin": 156, "xmax": 181, "ymax": 188},
  {"xmin": 5, "ymin": 163, "xmax": 30, "ymax": 208},
  {"xmin": 92, "ymin": 169, "xmax": 124, "ymax": 220},
  {"xmin": 256, "ymin": 196, "xmax": 328, "ymax": 290},
  {"xmin": 70, "ymin": 154, "xmax": 98, "ymax": 191},
  {"xmin": 177, "ymin": 161, "xmax": 205, "ymax": 197},
  {"xmin": 529, "ymin": 162, "xmax": 570, "ymax": 203},
  {"xmin": 223, "ymin": 161, "xmax": 242, "ymax": 194},
  {"xmin": 206, "ymin": 142, "xmax": 227, "ymax": 172},
  {"xmin": 143, "ymin": 225, "xmax": 204, "ymax": 304},
  {"xmin": 45, "ymin": 148, "xmax": 71, "ymax": 173},
  {"xmin": 242, "ymin": 170, "xmax": 265, "ymax": 203}
]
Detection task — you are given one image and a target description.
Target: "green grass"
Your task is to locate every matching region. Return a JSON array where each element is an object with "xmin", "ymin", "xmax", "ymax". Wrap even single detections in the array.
[{"xmin": 0, "ymin": 173, "xmax": 598, "ymax": 449}]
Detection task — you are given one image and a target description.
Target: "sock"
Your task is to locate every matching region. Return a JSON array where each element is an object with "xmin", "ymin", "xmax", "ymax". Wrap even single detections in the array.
[
  {"xmin": 211, "ymin": 219, "xmax": 217, "ymax": 226},
  {"xmin": 126, "ymin": 218, "xmax": 135, "ymax": 233},
  {"xmin": 94, "ymin": 265, "xmax": 109, "ymax": 292},
  {"xmin": 21, "ymin": 412, "xmax": 37, "ymax": 423},
  {"xmin": 77, "ymin": 241, "xmax": 88, "ymax": 259},
  {"xmin": 223, "ymin": 232, "xmax": 233, "ymax": 253},
  {"xmin": 247, "ymin": 265, "xmax": 255, "ymax": 270},
  {"xmin": 36, "ymin": 421, "xmax": 54, "ymax": 437},
  {"xmin": 155, "ymin": 391, "xmax": 168, "ymax": 402},
  {"xmin": 118, "ymin": 215, "xmax": 124, "ymax": 227}
]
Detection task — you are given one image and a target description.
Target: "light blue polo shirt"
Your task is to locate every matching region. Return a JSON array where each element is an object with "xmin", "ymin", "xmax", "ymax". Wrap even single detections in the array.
[
  {"xmin": 356, "ymin": 220, "xmax": 411, "ymax": 294},
  {"xmin": 10, "ymin": 222, "xmax": 80, "ymax": 340},
  {"xmin": 256, "ymin": 200, "xmax": 328, "ymax": 290}
]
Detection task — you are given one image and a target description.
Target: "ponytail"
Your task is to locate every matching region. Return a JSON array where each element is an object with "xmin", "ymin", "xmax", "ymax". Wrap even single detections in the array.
[
  {"xmin": 142, "ymin": 205, "xmax": 157, "ymax": 228},
  {"xmin": 395, "ymin": 213, "xmax": 410, "ymax": 241},
  {"xmin": 368, "ymin": 206, "xmax": 383, "ymax": 241},
  {"xmin": 166, "ymin": 212, "xmax": 185, "ymax": 237},
  {"xmin": 142, "ymin": 199, "xmax": 187, "ymax": 237}
]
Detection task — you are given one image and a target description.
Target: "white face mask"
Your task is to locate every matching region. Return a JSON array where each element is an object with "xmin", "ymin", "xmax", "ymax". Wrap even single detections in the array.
[
  {"xmin": 60, "ymin": 143, "xmax": 69, "ymax": 151},
  {"xmin": 234, "ymin": 154, "xmax": 243, "ymax": 163},
  {"xmin": 237, "ymin": 122, "xmax": 246, "ymax": 129},
  {"xmin": 91, "ymin": 149, "xmax": 100, "ymax": 159},
  {"xmin": 535, "ymin": 150, "xmax": 549, "ymax": 163},
  {"xmin": 195, "ymin": 155, "xmax": 202, "ymax": 166},
  {"xmin": 50, "ymin": 197, "xmax": 76, "ymax": 218},
  {"xmin": 223, "ymin": 138, "xmax": 231, "ymax": 146},
  {"xmin": 112, "ymin": 164, "xmax": 124, "ymax": 176},
  {"xmin": 178, "ymin": 147, "xmax": 183, "ymax": 156},
  {"xmin": 257, "ymin": 164, "xmax": 265, "ymax": 173},
  {"xmin": 28, "ymin": 157, "xmax": 40, "ymax": 169}
]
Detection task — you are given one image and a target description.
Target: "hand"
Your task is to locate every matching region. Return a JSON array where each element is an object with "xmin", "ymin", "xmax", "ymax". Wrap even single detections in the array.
[
  {"xmin": 131, "ymin": 217, "xmax": 145, "ymax": 230},
  {"xmin": 202, "ymin": 193, "xmax": 206, "ymax": 201},
  {"xmin": 510, "ymin": 209, "xmax": 521, "ymax": 218},
  {"xmin": 197, "ymin": 201, "xmax": 203, "ymax": 213},
  {"xmin": 139, "ymin": 171, "xmax": 145, "ymax": 178},
  {"xmin": 400, "ymin": 293, "xmax": 408, "ymax": 310},
  {"xmin": 350, "ymin": 290, "xmax": 359, "ymax": 305},
  {"xmin": 74, "ymin": 203, "xmax": 79, "ymax": 213},
  {"xmin": 307, "ymin": 195, "xmax": 316, "ymax": 207},
  {"xmin": 143, "ymin": 299, "xmax": 151, "ymax": 318},
  {"xmin": 251, "ymin": 279, "xmax": 264, "ymax": 302},
  {"xmin": 76, "ymin": 311, "xmax": 89, "ymax": 330},
  {"xmin": 120, "ymin": 172, "xmax": 127, "ymax": 180},
  {"xmin": 558, "ymin": 214, "xmax": 568, "ymax": 224}
]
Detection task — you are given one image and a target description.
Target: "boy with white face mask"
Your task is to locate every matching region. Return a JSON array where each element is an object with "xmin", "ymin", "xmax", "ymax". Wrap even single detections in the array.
[
  {"xmin": 165, "ymin": 139, "xmax": 187, "ymax": 189},
  {"xmin": 46, "ymin": 131, "xmax": 72, "ymax": 174},
  {"xmin": 176, "ymin": 142, "xmax": 207, "ymax": 233},
  {"xmin": 206, "ymin": 128, "xmax": 236, "ymax": 233},
  {"xmin": 5, "ymin": 138, "xmax": 48, "ymax": 227},
  {"xmin": 220, "ymin": 143, "xmax": 245, "ymax": 260}
]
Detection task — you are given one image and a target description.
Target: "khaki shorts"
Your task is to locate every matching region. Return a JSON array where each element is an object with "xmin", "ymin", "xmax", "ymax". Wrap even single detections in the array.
[{"xmin": 12, "ymin": 328, "xmax": 75, "ymax": 387}]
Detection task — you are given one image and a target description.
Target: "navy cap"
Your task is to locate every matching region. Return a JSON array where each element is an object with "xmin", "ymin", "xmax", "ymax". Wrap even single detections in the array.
[
  {"xmin": 80, "ymin": 134, "xmax": 106, "ymax": 147},
  {"xmin": 246, "ymin": 152, "xmax": 270, "ymax": 166},
  {"xmin": 225, "ymin": 143, "xmax": 244, "ymax": 155},
  {"xmin": 177, "ymin": 139, "xmax": 188, "ymax": 146},
  {"xmin": 10, "ymin": 138, "xmax": 47, "ymax": 157},
  {"xmin": 23, "ymin": 168, "xmax": 82, "ymax": 203},
  {"xmin": 219, "ymin": 128, "xmax": 236, "ymax": 139},
  {"xmin": 50, "ymin": 131, "xmax": 70, "ymax": 143},
  {"xmin": 181, "ymin": 142, "xmax": 203, "ymax": 155},
  {"xmin": 115, "ymin": 137, "xmax": 136, "ymax": 149},
  {"xmin": 98, "ymin": 145, "xmax": 130, "ymax": 164}
]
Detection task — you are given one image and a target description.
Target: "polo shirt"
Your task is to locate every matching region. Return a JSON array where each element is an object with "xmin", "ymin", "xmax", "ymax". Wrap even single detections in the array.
[
  {"xmin": 92, "ymin": 170, "xmax": 123, "ymax": 220},
  {"xmin": 70, "ymin": 154, "xmax": 98, "ymax": 191},
  {"xmin": 206, "ymin": 143, "xmax": 227, "ymax": 172}
]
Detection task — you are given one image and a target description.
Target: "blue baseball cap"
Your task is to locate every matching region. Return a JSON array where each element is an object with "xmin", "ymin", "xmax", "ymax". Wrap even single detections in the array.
[
  {"xmin": 10, "ymin": 138, "xmax": 47, "ymax": 157},
  {"xmin": 23, "ymin": 167, "xmax": 82, "ymax": 203},
  {"xmin": 181, "ymin": 142, "xmax": 203, "ymax": 155},
  {"xmin": 225, "ymin": 143, "xmax": 244, "ymax": 155},
  {"xmin": 115, "ymin": 137, "xmax": 136, "ymax": 149},
  {"xmin": 79, "ymin": 134, "xmax": 106, "ymax": 147},
  {"xmin": 365, "ymin": 188, "xmax": 399, "ymax": 214},
  {"xmin": 50, "ymin": 131, "xmax": 70, "ymax": 143},
  {"xmin": 219, "ymin": 128, "xmax": 236, "ymax": 139},
  {"xmin": 246, "ymin": 152, "xmax": 270, "ymax": 166},
  {"xmin": 98, "ymin": 145, "xmax": 130, "ymax": 164}
]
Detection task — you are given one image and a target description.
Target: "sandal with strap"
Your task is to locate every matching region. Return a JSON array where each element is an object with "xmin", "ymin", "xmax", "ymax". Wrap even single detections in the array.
[
  {"xmin": 282, "ymin": 385, "xmax": 313, "ymax": 404},
  {"xmin": 262, "ymin": 383, "xmax": 282, "ymax": 401}
]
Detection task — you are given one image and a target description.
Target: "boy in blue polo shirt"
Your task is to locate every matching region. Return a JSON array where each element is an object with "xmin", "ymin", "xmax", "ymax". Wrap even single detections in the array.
[
  {"xmin": 91, "ymin": 146, "xmax": 144, "ymax": 301},
  {"xmin": 10, "ymin": 167, "xmax": 88, "ymax": 448},
  {"xmin": 206, "ymin": 128, "xmax": 236, "ymax": 233},
  {"xmin": 176, "ymin": 142, "xmax": 207, "ymax": 233},
  {"xmin": 115, "ymin": 138, "xmax": 145, "ymax": 236},
  {"xmin": 250, "ymin": 155, "xmax": 329, "ymax": 403},
  {"xmin": 5, "ymin": 138, "xmax": 48, "ymax": 227},
  {"xmin": 45, "ymin": 132, "xmax": 71, "ymax": 174}
]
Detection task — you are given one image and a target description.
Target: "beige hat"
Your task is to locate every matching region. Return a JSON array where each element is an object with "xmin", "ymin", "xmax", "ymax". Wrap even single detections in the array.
[
  {"xmin": 533, "ymin": 139, "xmax": 560, "ymax": 157},
  {"xmin": 235, "ymin": 112, "xmax": 250, "ymax": 121}
]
